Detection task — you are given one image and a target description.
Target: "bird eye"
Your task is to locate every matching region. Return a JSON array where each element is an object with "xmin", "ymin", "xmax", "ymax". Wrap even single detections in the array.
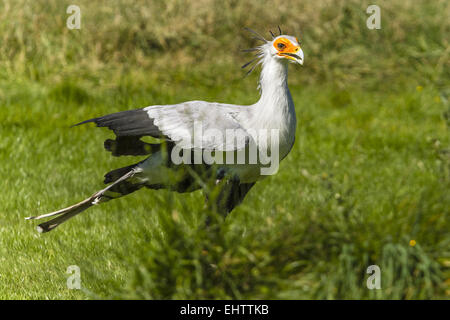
[{"xmin": 277, "ymin": 42, "xmax": 286, "ymax": 50}]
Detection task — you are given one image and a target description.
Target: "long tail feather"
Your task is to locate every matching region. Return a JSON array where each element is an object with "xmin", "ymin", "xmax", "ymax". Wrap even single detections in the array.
[
  {"xmin": 26, "ymin": 169, "xmax": 137, "ymax": 233},
  {"xmin": 35, "ymin": 199, "xmax": 95, "ymax": 233}
]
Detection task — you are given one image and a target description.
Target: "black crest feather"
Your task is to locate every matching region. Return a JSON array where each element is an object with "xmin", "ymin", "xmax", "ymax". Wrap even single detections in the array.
[{"xmin": 243, "ymin": 27, "xmax": 268, "ymax": 43}]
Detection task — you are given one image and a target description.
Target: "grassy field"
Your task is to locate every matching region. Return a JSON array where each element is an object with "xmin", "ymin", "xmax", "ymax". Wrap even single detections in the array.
[{"xmin": 0, "ymin": 0, "xmax": 448, "ymax": 299}]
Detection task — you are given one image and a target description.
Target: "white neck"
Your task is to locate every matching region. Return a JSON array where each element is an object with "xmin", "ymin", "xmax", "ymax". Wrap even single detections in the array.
[
  {"xmin": 258, "ymin": 55, "xmax": 289, "ymax": 106},
  {"xmin": 252, "ymin": 54, "xmax": 295, "ymax": 129},
  {"xmin": 247, "ymin": 51, "xmax": 297, "ymax": 158}
]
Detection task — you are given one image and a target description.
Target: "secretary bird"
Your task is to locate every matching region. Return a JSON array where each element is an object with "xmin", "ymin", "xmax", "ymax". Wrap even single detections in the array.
[{"xmin": 27, "ymin": 28, "xmax": 304, "ymax": 232}]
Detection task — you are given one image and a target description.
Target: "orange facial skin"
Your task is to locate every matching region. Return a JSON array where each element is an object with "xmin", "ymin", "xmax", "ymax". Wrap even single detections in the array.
[{"xmin": 273, "ymin": 37, "xmax": 301, "ymax": 61}]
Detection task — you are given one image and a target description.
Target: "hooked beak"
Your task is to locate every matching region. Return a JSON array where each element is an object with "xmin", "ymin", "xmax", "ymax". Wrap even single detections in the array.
[{"xmin": 282, "ymin": 47, "xmax": 304, "ymax": 65}]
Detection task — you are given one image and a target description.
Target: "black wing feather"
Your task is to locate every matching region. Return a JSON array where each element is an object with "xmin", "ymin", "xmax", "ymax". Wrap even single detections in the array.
[{"xmin": 73, "ymin": 109, "xmax": 163, "ymax": 137}]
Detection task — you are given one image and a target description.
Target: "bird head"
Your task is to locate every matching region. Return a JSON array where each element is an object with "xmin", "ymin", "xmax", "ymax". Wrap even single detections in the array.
[
  {"xmin": 271, "ymin": 35, "xmax": 303, "ymax": 65},
  {"xmin": 242, "ymin": 27, "xmax": 304, "ymax": 75}
]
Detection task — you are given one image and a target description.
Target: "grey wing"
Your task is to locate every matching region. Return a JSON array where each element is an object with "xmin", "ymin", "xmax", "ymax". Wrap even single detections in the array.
[
  {"xmin": 75, "ymin": 101, "xmax": 253, "ymax": 155},
  {"xmin": 145, "ymin": 101, "xmax": 253, "ymax": 151}
]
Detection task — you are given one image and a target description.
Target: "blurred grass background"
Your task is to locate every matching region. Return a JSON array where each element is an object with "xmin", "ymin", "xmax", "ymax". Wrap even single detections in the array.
[{"xmin": 0, "ymin": 0, "xmax": 448, "ymax": 299}]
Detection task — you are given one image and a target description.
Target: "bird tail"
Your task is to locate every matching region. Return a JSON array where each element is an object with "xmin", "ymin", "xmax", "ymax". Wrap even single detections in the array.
[{"xmin": 26, "ymin": 168, "xmax": 142, "ymax": 233}]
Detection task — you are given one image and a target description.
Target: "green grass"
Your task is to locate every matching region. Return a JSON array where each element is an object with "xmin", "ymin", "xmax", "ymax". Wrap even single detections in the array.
[
  {"xmin": 0, "ymin": 0, "xmax": 448, "ymax": 299},
  {"xmin": 0, "ymin": 75, "xmax": 448, "ymax": 299}
]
